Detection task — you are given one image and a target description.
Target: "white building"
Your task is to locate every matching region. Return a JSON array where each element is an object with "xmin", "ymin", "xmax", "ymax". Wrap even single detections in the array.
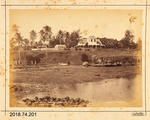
[
  {"xmin": 55, "ymin": 44, "xmax": 66, "ymax": 50},
  {"xmin": 77, "ymin": 38, "xmax": 87, "ymax": 47},
  {"xmin": 77, "ymin": 36, "xmax": 104, "ymax": 47}
]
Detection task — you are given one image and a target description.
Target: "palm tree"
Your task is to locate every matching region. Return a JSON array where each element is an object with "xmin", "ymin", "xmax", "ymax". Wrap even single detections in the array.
[
  {"xmin": 14, "ymin": 32, "xmax": 23, "ymax": 47},
  {"xmin": 43, "ymin": 25, "xmax": 52, "ymax": 42},
  {"xmin": 23, "ymin": 38, "xmax": 30, "ymax": 49},
  {"xmin": 56, "ymin": 30, "xmax": 64, "ymax": 44},
  {"xmin": 13, "ymin": 25, "xmax": 25, "ymax": 63},
  {"xmin": 12, "ymin": 26, "xmax": 23, "ymax": 46},
  {"xmin": 65, "ymin": 32, "xmax": 71, "ymax": 48},
  {"xmin": 39, "ymin": 29, "xmax": 45, "ymax": 47},
  {"xmin": 13, "ymin": 32, "xmax": 23, "ymax": 64},
  {"xmin": 30, "ymin": 30, "xmax": 37, "ymax": 47}
]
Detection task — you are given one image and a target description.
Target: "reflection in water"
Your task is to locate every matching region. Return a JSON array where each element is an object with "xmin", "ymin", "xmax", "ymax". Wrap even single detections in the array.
[
  {"xmin": 51, "ymin": 78, "xmax": 134, "ymax": 102},
  {"xmin": 15, "ymin": 77, "xmax": 134, "ymax": 105}
]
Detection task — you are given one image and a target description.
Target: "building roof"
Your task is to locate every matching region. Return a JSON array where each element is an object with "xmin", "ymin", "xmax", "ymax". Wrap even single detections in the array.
[{"xmin": 77, "ymin": 37, "xmax": 104, "ymax": 46}]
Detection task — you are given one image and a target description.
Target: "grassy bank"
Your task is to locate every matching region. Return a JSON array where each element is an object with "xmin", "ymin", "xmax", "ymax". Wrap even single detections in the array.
[
  {"xmin": 10, "ymin": 48, "xmax": 140, "ymax": 65},
  {"xmin": 11, "ymin": 65, "xmax": 140, "ymax": 85}
]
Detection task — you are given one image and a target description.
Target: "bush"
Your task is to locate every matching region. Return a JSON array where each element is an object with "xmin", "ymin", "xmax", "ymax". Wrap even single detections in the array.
[{"xmin": 81, "ymin": 53, "xmax": 89, "ymax": 62}]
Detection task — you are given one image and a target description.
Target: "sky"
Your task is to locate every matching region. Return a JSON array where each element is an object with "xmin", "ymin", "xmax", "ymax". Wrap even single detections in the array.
[{"xmin": 9, "ymin": 9, "xmax": 143, "ymax": 42}]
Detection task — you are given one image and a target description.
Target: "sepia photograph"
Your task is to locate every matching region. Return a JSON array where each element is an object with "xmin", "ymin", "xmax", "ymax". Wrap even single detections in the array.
[{"xmin": 9, "ymin": 9, "xmax": 143, "ymax": 107}]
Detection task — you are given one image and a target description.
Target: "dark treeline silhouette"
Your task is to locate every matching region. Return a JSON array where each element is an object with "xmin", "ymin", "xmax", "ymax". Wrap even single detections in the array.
[
  {"xmin": 100, "ymin": 30, "xmax": 138, "ymax": 49},
  {"xmin": 10, "ymin": 25, "xmax": 80, "ymax": 50},
  {"xmin": 10, "ymin": 24, "xmax": 139, "ymax": 50}
]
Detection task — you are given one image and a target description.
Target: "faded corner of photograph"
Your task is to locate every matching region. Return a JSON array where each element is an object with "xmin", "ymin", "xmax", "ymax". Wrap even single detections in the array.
[{"xmin": 9, "ymin": 9, "xmax": 143, "ymax": 107}]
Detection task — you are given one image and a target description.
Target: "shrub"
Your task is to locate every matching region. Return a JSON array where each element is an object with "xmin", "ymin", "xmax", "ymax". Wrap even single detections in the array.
[{"xmin": 81, "ymin": 53, "xmax": 89, "ymax": 62}]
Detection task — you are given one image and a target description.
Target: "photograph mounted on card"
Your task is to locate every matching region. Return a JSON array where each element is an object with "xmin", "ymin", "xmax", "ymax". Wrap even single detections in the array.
[{"xmin": 9, "ymin": 8, "xmax": 143, "ymax": 107}]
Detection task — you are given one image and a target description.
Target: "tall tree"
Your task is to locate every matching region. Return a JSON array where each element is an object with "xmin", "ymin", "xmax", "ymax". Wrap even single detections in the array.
[
  {"xmin": 65, "ymin": 32, "xmax": 71, "ymax": 48},
  {"xmin": 70, "ymin": 30, "xmax": 80, "ymax": 47},
  {"xmin": 10, "ymin": 24, "xmax": 20, "ymax": 49},
  {"xmin": 11, "ymin": 24, "xmax": 23, "ymax": 64},
  {"xmin": 30, "ymin": 30, "xmax": 37, "ymax": 46},
  {"xmin": 120, "ymin": 30, "xmax": 134, "ymax": 48},
  {"xmin": 14, "ymin": 32, "xmax": 23, "ymax": 47},
  {"xmin": 43, "ymin": 25, "xmax": 52, "ymax": 41},
  {"xmin": 49, "ymin": 36, "xmax": 56, "ymax": 48},
  {"xmin": 39, "ymin": 26, "xmax": 52, "ymax": 47},
  {"xmin": 39, "ymin": 29, "xmax": 45, "ymax": 41},
  {"xmin": 23, "ymin": 38, "xmax": 30, "ymax": 49},
  {"xmin": 56, "ymin": 30, "xmax": 64, "ymax": 44}
]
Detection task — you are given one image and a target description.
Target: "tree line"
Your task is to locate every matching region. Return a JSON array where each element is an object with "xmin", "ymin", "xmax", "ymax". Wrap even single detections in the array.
[
  {"xmin": 10, "ymin": 24, "xmax": 140, "ymax": 50},
  {"xmin": 100, "ymin": 30, "xmax": 138, "ymax": 49},
  {"xmin": 10, "ymin": 24, "xmax": 80, "ymax": 50}
]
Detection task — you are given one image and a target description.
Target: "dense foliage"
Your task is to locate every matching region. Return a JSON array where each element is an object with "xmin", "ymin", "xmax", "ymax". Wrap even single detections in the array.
[{"xmin": 10, "ymin": 24, "xmax": 139, "ymax": 50}]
